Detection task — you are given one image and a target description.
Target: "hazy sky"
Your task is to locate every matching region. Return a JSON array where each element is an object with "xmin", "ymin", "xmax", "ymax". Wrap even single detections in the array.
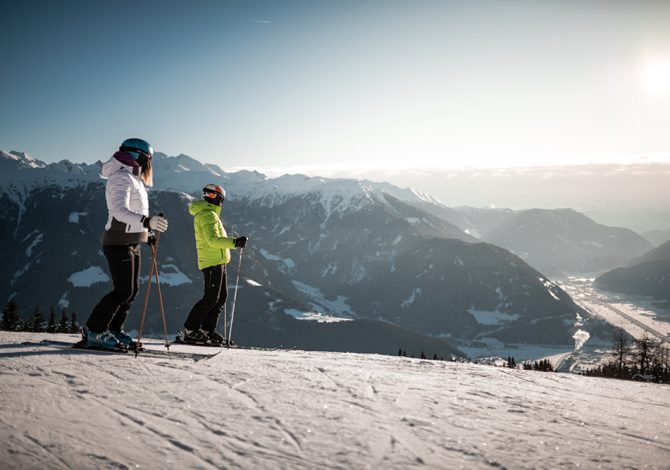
[{"xmin": 2, "ymin": 0, "xmax": 670, "ymax": 173}]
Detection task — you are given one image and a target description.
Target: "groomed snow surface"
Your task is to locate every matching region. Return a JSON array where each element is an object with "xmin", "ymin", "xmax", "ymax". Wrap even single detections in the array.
[{"xmin": 1, "ymin": 332, "xmax": 669, "ymax": 470}]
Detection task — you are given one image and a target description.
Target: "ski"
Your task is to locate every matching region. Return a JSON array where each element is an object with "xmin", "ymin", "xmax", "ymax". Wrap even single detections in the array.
[
  {"xmin": 38, "ymin": 339, "xmax": 221, "ymax": 362},
  {"xmin": 173, "ymin": 336, "xmax": 237, "ymax": 348},
  {"xmin": 73, "ymin": 339, "xmax": 129, "ymax": 354}
]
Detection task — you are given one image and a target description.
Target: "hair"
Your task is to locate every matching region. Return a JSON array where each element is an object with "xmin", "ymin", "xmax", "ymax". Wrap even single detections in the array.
[{"xmin": 140, "ymin": 158, "xmax": 153, "ymax": 187}]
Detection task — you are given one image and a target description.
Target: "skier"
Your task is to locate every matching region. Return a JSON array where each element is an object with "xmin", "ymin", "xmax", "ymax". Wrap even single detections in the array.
[
  {"xmin": 178, "ymin": 184, "xmax": 247, "ymax": 346},
  {"xmin": 83, "ymin": 138, "xmax": 168, "ymax": 350}
]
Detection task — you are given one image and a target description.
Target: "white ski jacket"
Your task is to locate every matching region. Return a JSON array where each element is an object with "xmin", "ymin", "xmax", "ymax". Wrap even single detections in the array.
[{"xmin": 100, "ymin": 156, "xmax": 149, "ymax": 245}]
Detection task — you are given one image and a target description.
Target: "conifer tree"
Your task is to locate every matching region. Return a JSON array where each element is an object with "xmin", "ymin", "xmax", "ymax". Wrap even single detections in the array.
[
  {"xmin": 29, "ymin": 306, "xmax": 45, "ymax": 332},
  {"xmin": 69, "ymin": 311, "xmax": 79, "ymax": 334},
  {"xmin": 47, "ymin": 306, "xmax": 57, "ymax": 333},
  {"xmin": 2, "ymin": 300, "xmax": 20, "ymax": 331},
  {"xmin": 59, "ymin": 308, "xmax": 69, "ymax": 333}
]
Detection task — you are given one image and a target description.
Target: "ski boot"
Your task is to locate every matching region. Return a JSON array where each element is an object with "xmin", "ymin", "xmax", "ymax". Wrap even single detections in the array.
[
  {"xmin": 205, "ymin": 330, "xmax": 225, "ymax": 347},
  {"xmin": 176, "ymin": 329, "xmax": 210, "ymax": 345},
  {"xmin": 83, "ymin": 327, "xmax": 123, "ymax": 351},
  {"xmin": 110, "ymin": 330, "xmax": 135, "ymax": 348}
]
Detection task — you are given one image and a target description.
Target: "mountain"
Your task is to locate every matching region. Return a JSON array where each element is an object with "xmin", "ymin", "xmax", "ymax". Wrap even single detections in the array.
[
  {"xmin": 0, "ymin": 182, "xmax": 461, "ymax": 358},
  {"xmin": 642, "ymin": 229, "xmax": 670, "ymax": 247},
  {"xmin": 594, "ymin": 240, "xmax": 670, "ymax": 307},
  {"xmin": 1, "ymin": 148, "xmax": 592, "ymax": 352},
  {"xmin": 471, "ymin": 208, "xmax": 652, "ymax": 277},
  {"xmin": 2, "ymin": 331, "xmax": 669, "ymax": 469}
]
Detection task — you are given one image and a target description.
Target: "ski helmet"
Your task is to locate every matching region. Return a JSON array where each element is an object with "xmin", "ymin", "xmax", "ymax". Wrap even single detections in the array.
[
  {"xmin": 203, "ymin": 183, "xmax": 225, "ymax": 206},
  {"xmin": 119, "ymin": 138, "xmax": 153, "ymax": 161}
]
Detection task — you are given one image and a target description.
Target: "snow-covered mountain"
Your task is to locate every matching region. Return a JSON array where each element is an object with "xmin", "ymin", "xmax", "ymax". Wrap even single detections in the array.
[
  {"xmin": 1, "ymin": 331, "xmax": 668, "ymax": 469},
  {"xmin": 1, "ymin": 148, "xmax": 600, "ymax": 354}
]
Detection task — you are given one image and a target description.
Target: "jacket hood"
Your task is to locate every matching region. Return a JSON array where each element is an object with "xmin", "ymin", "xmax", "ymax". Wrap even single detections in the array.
[
  {"xmin": 101, "ymin": 151, "xmax": 141, "ymax": 179},
  {"xmin": 189, "ymin": 199, "xmax": 222, "ymax": 216}
]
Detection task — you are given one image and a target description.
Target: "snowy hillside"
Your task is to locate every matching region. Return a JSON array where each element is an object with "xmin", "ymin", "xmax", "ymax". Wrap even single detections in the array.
[{"xmin": 1, "ymin": 332, "xmax": 668, "ymax": 469}]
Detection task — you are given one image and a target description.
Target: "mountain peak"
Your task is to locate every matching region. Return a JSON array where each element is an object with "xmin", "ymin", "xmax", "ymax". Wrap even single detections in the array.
[{"xmin": 0, "ymin": 149, "xmax": 46, "ymax": 169}]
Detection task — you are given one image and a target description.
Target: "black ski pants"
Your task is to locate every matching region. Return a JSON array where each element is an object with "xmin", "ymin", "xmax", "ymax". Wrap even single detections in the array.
[
  {"xmin": 86, "ymin": 244, "xmax": 141, "ymax": 333},
  {"xmin": 184, "ymin": 264, "xmax": 227, "ymax": 332}
]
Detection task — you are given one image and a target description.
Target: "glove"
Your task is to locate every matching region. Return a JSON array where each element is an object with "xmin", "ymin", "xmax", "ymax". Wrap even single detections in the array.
[
  {"xmin": 147, "ymin": 235, "xmax": 157, "ymax": 246},
  {"xmin": 143, "ymin": 215, "xmax": 168, "ymax": 233},
  {"xmin": 234, "ymin": 236, "xmax": 248, "ymax": 248}
]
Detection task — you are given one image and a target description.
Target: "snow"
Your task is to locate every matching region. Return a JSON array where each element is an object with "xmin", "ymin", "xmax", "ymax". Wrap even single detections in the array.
[
  {"xmin": 538, "ymin": 277, "xmax": 561, "ymax": 301},
  {"xmin": 68, "ymin": 211, "xmax": 88, "ymax": 223},
  {"xmin": 582, "ymin": 240, "xmax": 604, "ymax": 249},
  {"xmin": 401, "ymin": 288, "xmax": 421, "ymax": 308},
  {"xmin": 283, "ymin": 309, "xmax": 353, "ymax": 323},
  {"xmin": 468, "ymin": 307, "xmax": 520, "ymax": 325},
  {"xmin": 67, "ymin": 266, "xmax": 110, "ymax": 287},
  {"xmin": 259, "ymin": 249, "xmax": 296, "ymax": 272},
  {"xmin": 1, "ymin": 332, "xmax": 668, "ymax": 469},
  {"xmin": 138, "ymin": 264, "xmax": 192, "ymax": 287},
  {"xmin": 24, "ymin": 232, "xmax": 43, "ymax": 257},
  {"xmin": 321, "ymin": 262, "xmax": 338, "ymax": 277},
  {"xmin": 13, "ymin": 262, "xmax": 32, "ymax": 283},
  {"xmin": 291, "ymin": 280, "xmax": 354, "ymax": 316}
]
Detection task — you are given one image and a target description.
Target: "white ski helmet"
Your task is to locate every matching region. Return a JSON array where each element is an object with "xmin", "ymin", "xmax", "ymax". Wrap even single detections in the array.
[{"xmin": 203, "ymin": 184, "xmax": 225, "ymax": 206}]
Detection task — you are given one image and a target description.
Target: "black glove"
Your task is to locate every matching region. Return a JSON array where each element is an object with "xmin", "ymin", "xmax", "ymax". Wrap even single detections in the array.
[
  {"xmin": 147, "ymin": 235, "xmax": 157, "ymax": 246},
  {"xmin": 234, "ymin": 236, "xmax": 248, "ymax": 248}
]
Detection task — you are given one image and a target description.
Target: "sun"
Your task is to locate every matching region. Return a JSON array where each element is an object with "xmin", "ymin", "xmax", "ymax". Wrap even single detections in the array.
[{"xmin": 641, "ymin": 58, "xmax": 670, "ymax": 95}]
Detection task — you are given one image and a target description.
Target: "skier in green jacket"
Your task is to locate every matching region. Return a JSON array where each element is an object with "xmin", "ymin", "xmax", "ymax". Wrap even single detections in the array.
[{"xmin": 178, "ymin": 184, "xmax": 247, "ymax": 345}]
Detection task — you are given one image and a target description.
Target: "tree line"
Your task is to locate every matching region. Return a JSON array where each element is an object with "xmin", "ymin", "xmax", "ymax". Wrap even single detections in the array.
[
  {"xmin": 585, "ymin": 328, "xmax": 670, "ymax": 383},
  {"xmin": 2, "ymin": 300, "xmax": 80, "ymax": 334}
]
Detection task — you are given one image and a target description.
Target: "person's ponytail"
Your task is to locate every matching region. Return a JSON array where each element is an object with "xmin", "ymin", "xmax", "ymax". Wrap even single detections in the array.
[{"xmin": 141, "ymin": 158, "xmax": 153, "ymax": 187}]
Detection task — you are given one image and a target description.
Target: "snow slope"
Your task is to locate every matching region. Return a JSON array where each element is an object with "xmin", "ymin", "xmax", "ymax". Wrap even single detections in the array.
[{"xmin": 1, "ymin": 332, "xmax": 668, "ymax": 469}]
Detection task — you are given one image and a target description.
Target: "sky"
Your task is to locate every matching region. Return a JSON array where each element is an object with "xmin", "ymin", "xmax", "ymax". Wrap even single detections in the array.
[{"xmin": 2, "ymin": 0, "xmax": 670, "ymax": 174}]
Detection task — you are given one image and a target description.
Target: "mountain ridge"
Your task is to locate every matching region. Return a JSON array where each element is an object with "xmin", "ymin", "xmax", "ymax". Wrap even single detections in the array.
[{"xmin": 0, "ymin": 147, "xmax": 617, "ymax": 354}]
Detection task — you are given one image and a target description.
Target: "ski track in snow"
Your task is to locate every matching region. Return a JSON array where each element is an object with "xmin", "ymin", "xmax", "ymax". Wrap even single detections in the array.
[{"xmin": 0, "ymin": 333, "xmax": 669, "ymax": 469}]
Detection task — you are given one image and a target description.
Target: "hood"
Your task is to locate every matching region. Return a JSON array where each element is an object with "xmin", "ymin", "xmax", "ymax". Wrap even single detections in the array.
[
  {"xmin": 101, "ymin": 151, "xmax": 141, "ymax": 179},
  {"xmin": 189, "ymin": 199, "xmax": 222, "ymax": 216}
]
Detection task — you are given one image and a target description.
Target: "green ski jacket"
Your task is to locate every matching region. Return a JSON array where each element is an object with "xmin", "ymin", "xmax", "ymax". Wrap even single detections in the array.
[{"xmin": 189, "ymin": 200, "xmax": 236, "ymax": 270}]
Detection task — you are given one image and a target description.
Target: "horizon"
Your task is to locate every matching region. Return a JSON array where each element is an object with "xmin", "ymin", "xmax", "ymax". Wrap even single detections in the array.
[{"xmin": 3, "ymin": 144, "xmax": 670, "ymax": 233}]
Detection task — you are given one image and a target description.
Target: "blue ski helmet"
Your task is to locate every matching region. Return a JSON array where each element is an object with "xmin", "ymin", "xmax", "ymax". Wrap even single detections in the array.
[{"xmin": 120, "ymin": 138, "xmax": 153, "ymax": 160}]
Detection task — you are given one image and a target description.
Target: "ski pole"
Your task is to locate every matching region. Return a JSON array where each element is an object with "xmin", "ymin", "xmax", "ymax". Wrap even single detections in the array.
[
  {"xmin": 227, "ymin": 247, "xmax": 244, "ymax": 347},
  {"xmin": 151, "ymin": 246, "xmax": 170, "ymax": 352},
  {"xmin": 222, "ymin": 264, "xmax": 227, "ymax": 343},
  {"xmin": 136, "ymin": 231, "xmax": 159, "ymax": 356}
]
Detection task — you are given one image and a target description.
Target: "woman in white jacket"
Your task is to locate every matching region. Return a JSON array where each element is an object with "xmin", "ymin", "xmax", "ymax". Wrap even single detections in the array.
[{"xmin": 84, "ymin": 138, "xmax": 168, "ymax": 350}]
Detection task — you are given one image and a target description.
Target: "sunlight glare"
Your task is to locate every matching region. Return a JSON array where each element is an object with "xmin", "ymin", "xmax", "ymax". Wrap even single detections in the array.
[{"xmin": 641, "ymin": 58, "xmax": 670, "ymax": 95}]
